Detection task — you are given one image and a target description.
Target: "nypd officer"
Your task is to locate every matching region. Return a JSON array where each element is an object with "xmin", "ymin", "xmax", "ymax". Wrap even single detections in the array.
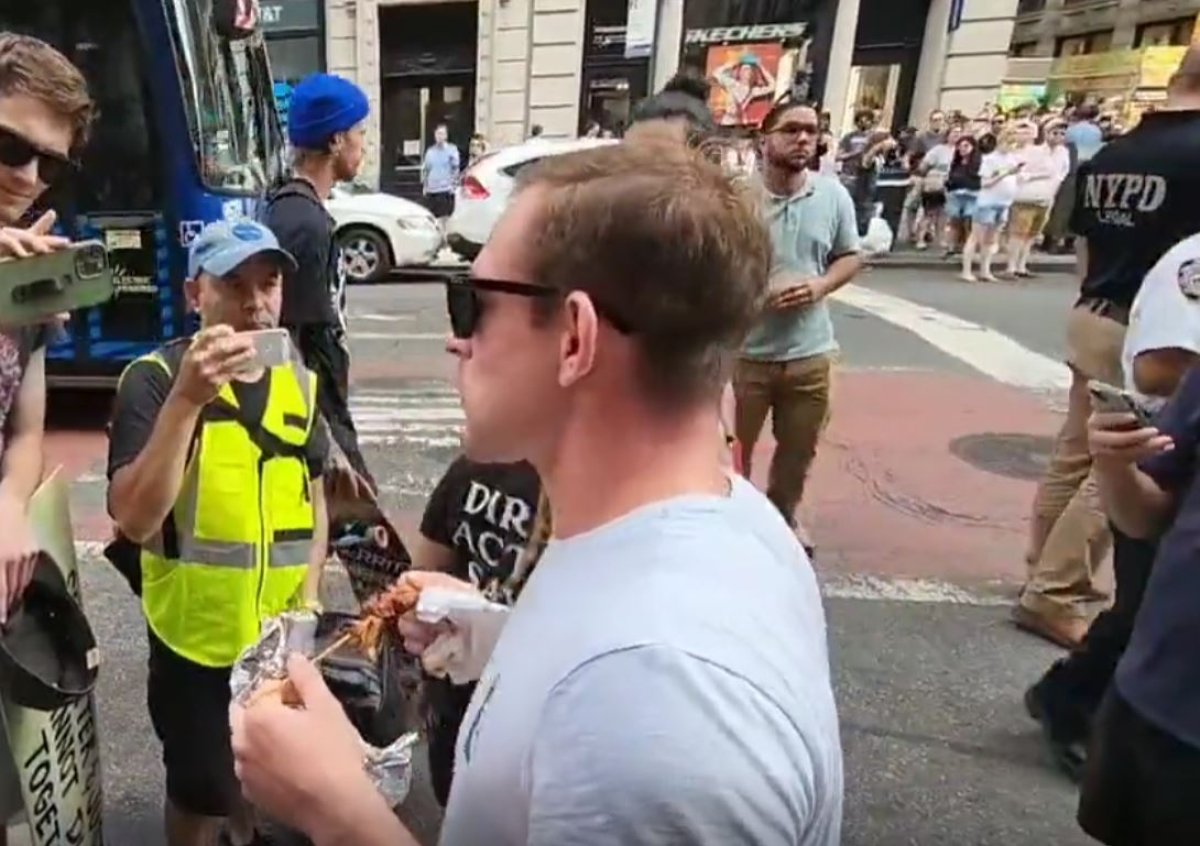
[{"xmin": 106, "ymin": 220, "xmax": 330, "ymax": 846}]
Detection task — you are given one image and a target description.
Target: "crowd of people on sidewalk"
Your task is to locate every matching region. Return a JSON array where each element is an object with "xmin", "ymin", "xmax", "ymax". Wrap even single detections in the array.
[{"xmin": 1, "ymin": 21, "xmax": 1200, "ymax": 846}]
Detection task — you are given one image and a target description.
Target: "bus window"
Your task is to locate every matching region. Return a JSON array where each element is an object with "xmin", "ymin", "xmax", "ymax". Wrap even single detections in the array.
[
  {"xmin": 0, "ymin": 0, "xmax": 162, "ymax": 212},
  {"xmin": 167, "ymin": 0, "xmax": 283, "ymax": 195}
]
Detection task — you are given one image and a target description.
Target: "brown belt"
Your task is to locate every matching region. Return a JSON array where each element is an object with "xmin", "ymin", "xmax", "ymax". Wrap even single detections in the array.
[{"xmin": 1077, "ymin": 296, "xmax": 1130, "ymax": 326}]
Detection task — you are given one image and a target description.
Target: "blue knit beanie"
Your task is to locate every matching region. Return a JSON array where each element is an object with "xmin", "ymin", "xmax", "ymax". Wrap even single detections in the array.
[{"xmin": 288, "ymin": 74, "xmax": 370, "ymax": 150}]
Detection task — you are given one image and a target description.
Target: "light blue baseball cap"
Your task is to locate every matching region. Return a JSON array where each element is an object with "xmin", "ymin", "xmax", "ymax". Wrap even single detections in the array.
[{"xmin": 187, "ymin": 219, "xmax": 297, "ymax": 280}]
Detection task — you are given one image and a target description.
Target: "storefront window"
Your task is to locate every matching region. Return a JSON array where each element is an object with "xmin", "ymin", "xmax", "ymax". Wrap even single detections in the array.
[
  {"xmin": 266, "ymin": 35, "xmax": 321, "ymax": 84},
  {"xmin": 843, "ymin": 64, "xmax": 901, "ymax": 129}
]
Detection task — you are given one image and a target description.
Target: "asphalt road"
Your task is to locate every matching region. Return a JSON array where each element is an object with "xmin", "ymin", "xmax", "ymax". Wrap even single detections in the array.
[{"xmin": 20, "ymin": 266, "xmax": 1098, "ymax": 845}]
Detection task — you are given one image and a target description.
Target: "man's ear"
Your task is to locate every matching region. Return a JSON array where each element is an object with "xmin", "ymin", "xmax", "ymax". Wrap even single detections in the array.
[{"xmin": 183, "ymin": 277, "xmax": 201, "ymax": 313}]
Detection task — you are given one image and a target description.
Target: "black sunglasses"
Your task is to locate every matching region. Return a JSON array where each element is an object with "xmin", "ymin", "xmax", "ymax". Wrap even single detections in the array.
[
  {"xmin": 445, "ymin": 276, "xmax": 633, "ymax": 339},
  {"xmin": 0, "ymin": 125, "xmax": 73, "ymax": 186}
]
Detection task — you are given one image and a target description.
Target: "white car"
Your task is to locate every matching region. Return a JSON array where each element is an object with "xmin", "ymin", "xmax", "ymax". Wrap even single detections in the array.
[
  {"xmin": 328, "ymin": 183, "xmax": 443, "ymax": 283},
  {"xmin": 446, "ymin": 138, "xmax": 618, "ymax": 260}
]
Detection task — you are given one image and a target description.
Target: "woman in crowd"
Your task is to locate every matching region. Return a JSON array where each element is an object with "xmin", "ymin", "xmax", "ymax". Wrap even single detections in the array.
[
  {"xmin": 1007, "ymin": 118, "xmax": 1070, "ymax": 277},
  {"xmin": 943, "ymin": 132, "xmax": 982, "ymax": 257},
  {"xmin": 916, "ymin": 124, "xmax": 961, "ymax": 251},
  {"xmin": 962, "ymin": 129, "xmax": 1021, "ymax": 282}
]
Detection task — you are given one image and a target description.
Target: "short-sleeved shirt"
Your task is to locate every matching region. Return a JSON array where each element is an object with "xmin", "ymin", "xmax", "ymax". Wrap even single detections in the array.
[
  {"xmin": 1065, "ymin": 121, "xmax": 1104, "ymax": 163},
  {"xmin": 1069, "ymin": 110, "xmax": 1200, "ymax": 310},
  {"xmin": 1116, "ymin": 365, "xmax": 1200, "ymax": 750},
  {"xmin": 438, "ymin": 477, "xmax": 843, "ymax": 846},
  {"xmin": 423, "ymin": 144, "xmax": 461, "ymax": 195},
  {"xmin": 1122, "ymin": 232, "xmax": 1200, "ymax": 408},
  {"xmin": 262, "ymin": 178, "xmax": 346, "ymax": 330},
  {"xmin": 106, "ymin": 341, "xmax": 330, "ymax": 496},
  {"xmin": 741, "ymin": 175, "xmax": 860, "ymax": 362}
]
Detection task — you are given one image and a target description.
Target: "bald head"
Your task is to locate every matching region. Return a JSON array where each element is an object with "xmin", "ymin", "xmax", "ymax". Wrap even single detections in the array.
[{"xmin": 1168, "ymin": 45, "xmax": 1200, "ymax": 102}]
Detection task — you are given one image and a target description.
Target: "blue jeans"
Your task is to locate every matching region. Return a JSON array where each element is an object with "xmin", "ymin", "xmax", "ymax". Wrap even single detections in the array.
[
  {"xmin": 973, "ymin": 203, "xmax": 1009, "ymax": 227},
  {"xmin": 946, "ymin": 190, "xmax": 977, "ymax": 221}
]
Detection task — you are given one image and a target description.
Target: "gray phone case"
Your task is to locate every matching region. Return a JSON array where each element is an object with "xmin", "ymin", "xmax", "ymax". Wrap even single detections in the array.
[{"xmin": 0, "ymin": 241, "xmax": 115, "ymax": 326}]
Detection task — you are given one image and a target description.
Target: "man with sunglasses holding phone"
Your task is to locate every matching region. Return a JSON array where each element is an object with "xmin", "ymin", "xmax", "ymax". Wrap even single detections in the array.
[
  {"xmin": 232, "ymin": 141, "xmax": 843, "ymax": 845},
  {"xmin": 0, "ymin": 33, "xmax": 94, "ymax": 846},
  {"xmin": 734, "ymin": 100, "xmax": 863, "ymax": 557}
]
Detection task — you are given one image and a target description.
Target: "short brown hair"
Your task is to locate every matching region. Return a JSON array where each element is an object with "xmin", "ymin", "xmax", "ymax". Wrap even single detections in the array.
[
  {"xmin": 516, "ymin": 140, "xmax": 771, "ymax": 407},
  {"xmin": 0, "ymin": 34, "xmax": 95, "ymax": 157}
]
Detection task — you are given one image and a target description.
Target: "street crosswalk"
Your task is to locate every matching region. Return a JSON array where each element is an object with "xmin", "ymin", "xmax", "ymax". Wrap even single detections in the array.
[{"xmin": 349, "ymin": 384, "xmax": 464, "ymax": 448}]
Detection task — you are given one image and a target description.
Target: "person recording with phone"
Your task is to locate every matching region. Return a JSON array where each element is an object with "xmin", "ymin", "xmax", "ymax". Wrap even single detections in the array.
[
  {"xmin": 262, "ymin": 73, "xmax": 376, "ymax": 492},
  {"xmin": 0, "ymin": 33, "xmax": 95, "ymax": 846},
  {"xmin": 106, "ymin": 220, "xmax": 330, "ymax": 846}
]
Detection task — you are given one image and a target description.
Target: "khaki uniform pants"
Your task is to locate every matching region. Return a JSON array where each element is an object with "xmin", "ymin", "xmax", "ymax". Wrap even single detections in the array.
[
  {"xmin": 1023, "ymin": 305, "xmax": 1124, "ymax": 622},
  {"xmin": 733, "ymin": 354, "xmax": 833, "ymax": 524}
]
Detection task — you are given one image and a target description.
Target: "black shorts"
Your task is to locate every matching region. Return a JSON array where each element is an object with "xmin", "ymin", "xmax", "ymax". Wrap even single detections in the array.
[
  {"xmin": 426, "ymin": 192, "xmax": 455, "ymax": 219},
  {"xmin": 921, "ymin": 191, "xmax": 946, "ymax": 210},
  {"xmin": 147, "ymin": 630, "xmax": 241, "ymax": 817},
  {"xmin": 1079, "ymin": 689, "xmax": 1200, "ymax": 845}
]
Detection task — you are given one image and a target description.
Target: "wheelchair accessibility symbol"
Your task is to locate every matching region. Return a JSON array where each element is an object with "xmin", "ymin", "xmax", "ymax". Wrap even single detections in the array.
[{"xmin": 179, "ymin": 220, "xmax": 205, "ymax": 246}]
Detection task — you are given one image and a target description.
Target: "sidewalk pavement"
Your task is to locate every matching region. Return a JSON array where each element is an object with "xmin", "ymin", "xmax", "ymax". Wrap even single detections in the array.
[{"xmin": 872, "ymin": 248, "xmax": 1075, "ymax": 274}]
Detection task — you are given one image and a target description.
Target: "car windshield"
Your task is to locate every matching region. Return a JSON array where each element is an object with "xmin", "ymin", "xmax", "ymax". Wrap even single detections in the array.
[{"xmin": 167, "ymin": 0, "xmax": 285, "ymax": 195}]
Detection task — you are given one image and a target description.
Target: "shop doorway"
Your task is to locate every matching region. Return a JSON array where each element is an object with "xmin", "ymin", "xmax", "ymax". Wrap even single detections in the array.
[
  {"xmin": 379, "ymin": 2, "xmax": 477, "ymax": 199},
  {"xmin": 580, "ymin": 64, "xmax": 648, "ymax": 135},
  {"xmin": 842, "ymin": 63, "xmax": 902, "ymax": 130},
  {"xmin": 381, "ymin": 77, "xmax": 474, "ymax": 198}
]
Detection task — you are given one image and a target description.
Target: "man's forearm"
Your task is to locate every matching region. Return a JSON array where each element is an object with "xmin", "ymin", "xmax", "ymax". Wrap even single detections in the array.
[
  {"xmin": 304, "ymin": 483, "xmax": 329, "ymax": 604},
  {"xmin": 821, "ymin": 253, "xmax": 864, "ymax": 296},
  {"xmin": 110, "ymin": 392, "xmax": 202, "ymax": 542},
  {"xmin": 312, "ymin": 791, "xmax": 420, "ymax": 846},
  {"xmin": 0, "ymin": 430, "xmax": 43, "ymax": 510},
  {"xmin": 1096, "ymin": 462, "xmax": 1173, "ymax": 540}
]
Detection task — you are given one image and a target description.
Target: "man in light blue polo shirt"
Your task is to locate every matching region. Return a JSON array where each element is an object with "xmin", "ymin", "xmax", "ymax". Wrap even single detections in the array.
[
  {"xmin": 735, "ymin": 100, "xmax": 863, "ymax": 552},
  {"xmin": 422, "ymin": 123, "xmax": 461, "ymax": 221}
]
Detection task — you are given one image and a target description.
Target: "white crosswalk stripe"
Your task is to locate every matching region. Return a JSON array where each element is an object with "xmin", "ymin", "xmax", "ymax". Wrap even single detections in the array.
[{"xmin": 350, "ymin": 386, "xmax": 464, "ymax": 448}]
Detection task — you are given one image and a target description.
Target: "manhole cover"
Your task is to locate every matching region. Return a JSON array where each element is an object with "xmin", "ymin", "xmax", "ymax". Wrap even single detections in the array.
[{"xmin": 949, "ymin": 432, "xmax": 1054, "ymax": 481}]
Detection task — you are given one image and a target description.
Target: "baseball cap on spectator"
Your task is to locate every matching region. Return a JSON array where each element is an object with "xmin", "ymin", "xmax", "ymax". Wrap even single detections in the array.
[
  {"xmin": 188, "ymin": 220, "xmax": 297, "ymax": 280},
  {"xmin": 288, "ymin": 73, "xmax": 370, "ymax": 150}
]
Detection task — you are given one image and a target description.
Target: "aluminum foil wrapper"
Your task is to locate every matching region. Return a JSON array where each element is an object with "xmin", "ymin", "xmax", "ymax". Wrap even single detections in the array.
[{"xmin": 231, "ymin": 613, "xmax": 419, "ymax": 807}]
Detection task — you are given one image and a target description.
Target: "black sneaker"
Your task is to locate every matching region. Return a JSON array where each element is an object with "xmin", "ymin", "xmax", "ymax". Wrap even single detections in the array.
[{"xmin": 1024, "ymin": 682, "xmax": 1088, "ymax": 783}]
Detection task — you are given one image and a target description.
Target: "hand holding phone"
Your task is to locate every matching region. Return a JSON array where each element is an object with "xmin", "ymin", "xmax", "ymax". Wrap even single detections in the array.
[
  {"xmin": 1087, "ymin": 380, "xmax": 1152, "ymax": 427},
  {"xmin": 233, "ymin": 328, "xmax": 292, "ymax": 374}
]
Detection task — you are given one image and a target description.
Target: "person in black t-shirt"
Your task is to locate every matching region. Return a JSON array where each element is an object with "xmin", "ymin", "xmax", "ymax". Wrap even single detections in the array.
[
  {"xmin": 1019, "ymin": 54, "xmax": 1200, "ymax": 651},
  {"xmin": 262, "ymin": 73, "xmax": 375, "ymax": 491},
  {"xmin": 411, "ymin": 456, "xmax": 542, "ymax": 806}
]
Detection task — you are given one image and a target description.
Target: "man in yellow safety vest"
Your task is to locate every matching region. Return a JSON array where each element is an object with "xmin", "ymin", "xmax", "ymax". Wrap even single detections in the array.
[{"xmin": 106, "ymin": 219, "xmax": 330, "ymax": 846}]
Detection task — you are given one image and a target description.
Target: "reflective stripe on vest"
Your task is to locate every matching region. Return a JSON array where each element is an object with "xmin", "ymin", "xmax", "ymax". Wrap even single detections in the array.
[{"xmin": 130, "ymin": 349, "xmax": 320, "ymax": 668}]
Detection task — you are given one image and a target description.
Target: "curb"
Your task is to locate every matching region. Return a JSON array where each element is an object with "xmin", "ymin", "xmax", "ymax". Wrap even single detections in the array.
[{"xmin": 870, "ymin": 254, "xmax": 1074, "ymax": 274}]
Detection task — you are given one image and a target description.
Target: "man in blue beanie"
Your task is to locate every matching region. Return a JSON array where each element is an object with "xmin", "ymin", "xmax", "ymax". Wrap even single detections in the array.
[{"xmin": 261, "ymin": 72, "xmax": 376, "ymax": 490}]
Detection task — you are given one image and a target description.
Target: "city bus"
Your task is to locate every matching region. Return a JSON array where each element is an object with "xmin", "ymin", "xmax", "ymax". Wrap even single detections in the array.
[{"xmin": 3, "ymin": 0, "xmax": 286, "ymax": 387}]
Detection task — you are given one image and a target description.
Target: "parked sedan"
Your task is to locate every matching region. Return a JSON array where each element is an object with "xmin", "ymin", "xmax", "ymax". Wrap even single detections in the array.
[
  {"xmin": 328, "ymin": 183, "xmax": 443, "ymax": 283},
  {"xmin": 445, "ymin": 137, "xmax": 617, "ymax": 260}
]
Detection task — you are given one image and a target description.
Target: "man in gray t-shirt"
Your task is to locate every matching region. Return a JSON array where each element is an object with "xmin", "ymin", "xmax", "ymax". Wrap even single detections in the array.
[
  {"xmin": 231, "ymin": 136, "xmax": 843, "ymax": 846},
  {"xmin": 441, "ymin": 476, "xmax": 841, "ymax": 845}
]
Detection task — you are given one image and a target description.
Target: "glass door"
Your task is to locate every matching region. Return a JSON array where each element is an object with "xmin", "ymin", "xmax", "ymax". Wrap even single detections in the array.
[
  {"xmin": 842, "ymin": 63, "xmax": 902, "ymax": 130},
  {"xmin": 381, "ymin": 76, "xmax": 474, "ymax": 198}
]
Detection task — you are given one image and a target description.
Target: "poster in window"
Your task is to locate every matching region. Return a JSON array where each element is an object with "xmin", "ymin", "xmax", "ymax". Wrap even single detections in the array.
[{"xmin": 706, "ymin": 42, "xmax": 783, "ymax": 127}]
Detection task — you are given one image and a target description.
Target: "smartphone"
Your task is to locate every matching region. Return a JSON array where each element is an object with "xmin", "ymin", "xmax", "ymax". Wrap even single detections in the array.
[
  {"xmin": 1088, "ymin": 380, "xmax": 1153, "ymax": 427},
  {"xmin": 235, "ymin": 328, "xmax": 292, "ymax": 373},
  {"xmin": 0, "ymin": 241, "xmax": 114, "ymax": 326}
]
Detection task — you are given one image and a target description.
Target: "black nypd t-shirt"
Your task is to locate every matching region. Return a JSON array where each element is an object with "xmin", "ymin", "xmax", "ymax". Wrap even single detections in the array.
[
  {"xmin": 1071, "ymin": 110, "xmax": 1200, "ymax": 310},
  {"xmin": 419, "ymin": 456, "xmax": 542, "ymax": 604}
]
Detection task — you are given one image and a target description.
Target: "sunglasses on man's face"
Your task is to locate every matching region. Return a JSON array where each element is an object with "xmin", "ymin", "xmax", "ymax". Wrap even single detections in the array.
[
  {"xmin": 445, "ymin": 276, "xmax": 633, "ymax": 339},
  {"xmin": 0, "ymin": 125, "xmax": 73, "ymax": 186}
]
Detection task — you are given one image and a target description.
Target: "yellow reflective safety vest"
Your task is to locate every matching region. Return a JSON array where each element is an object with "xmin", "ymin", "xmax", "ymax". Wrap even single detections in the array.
[{"xmin": 124, "ymin": 342, "xmax": 319, "ymax": 668}]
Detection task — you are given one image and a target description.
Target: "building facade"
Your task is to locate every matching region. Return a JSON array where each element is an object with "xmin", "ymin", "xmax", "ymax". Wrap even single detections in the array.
[
  {"xmin": 1011, "ymin": 0, "xmax": 1200, "ymax": 57},
  {"xmin": 319, "ymin": 0, "xmax": 1018, "ymax": 191}
]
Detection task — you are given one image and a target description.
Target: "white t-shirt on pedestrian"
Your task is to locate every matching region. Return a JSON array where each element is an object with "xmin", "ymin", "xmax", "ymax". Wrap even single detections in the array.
[
  {"xmin": 438, "ymin": 476, "xmax": 844, "ymax": 846},
  {"xmin": 977, "ymin": 152, "xmax": 1019, "ymax": 208},
  {"xmin": 1014, "ymin": 143, "xmax": 1071, "ymax": 206},
  {"xmin": 1123, "ymin": 231, "xmax": 1200, "ymax": 410}
]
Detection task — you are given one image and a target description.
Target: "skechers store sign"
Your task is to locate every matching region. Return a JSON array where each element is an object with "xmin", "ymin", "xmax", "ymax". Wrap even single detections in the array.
[{"xmin": 685, "ymin": 22, "xmax": 807, "ymax": 45}]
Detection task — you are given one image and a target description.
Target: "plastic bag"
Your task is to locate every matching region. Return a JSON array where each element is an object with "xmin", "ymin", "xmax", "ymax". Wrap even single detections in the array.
[
  {"xmin": 862, "ymin": 206, "xmax": 895, "ymax": 256},
  {"xmin": 324, "ymin": 462, "xmax": 412, "ymax": 605},
  {"xmin": 314, "ymin": 612, "xmax": 422, "ymax": 748},
  {"xmin": 231, "ymin": 613, "xmax": 421, "ymax": 808}
]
